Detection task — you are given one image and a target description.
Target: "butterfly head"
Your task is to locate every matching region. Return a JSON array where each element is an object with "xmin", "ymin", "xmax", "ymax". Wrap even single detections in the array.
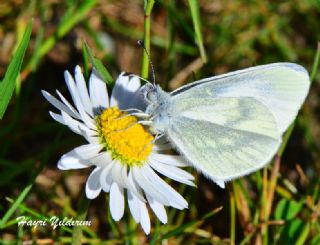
[{"xmin": 143, "ymin": 84, "xmax": 172, "ymax": 134}]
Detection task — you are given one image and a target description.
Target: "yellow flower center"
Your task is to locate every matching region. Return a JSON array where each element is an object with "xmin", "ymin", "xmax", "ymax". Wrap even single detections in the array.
[{"xmin": 97, "ymin": 107, "xmax": 153, "ymax": 166}]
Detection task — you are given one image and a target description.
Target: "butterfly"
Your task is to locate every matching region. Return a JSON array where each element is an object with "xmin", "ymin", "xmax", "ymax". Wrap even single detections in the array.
[{"xmin": 140, "ymin": 63, "xmax": 310, "ymax": 188}]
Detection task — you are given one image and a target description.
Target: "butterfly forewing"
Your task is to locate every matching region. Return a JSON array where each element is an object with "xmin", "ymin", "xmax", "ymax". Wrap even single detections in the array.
[{"xmin": 171, "ymin": 63, "xmax": 310, "ymax": 134}]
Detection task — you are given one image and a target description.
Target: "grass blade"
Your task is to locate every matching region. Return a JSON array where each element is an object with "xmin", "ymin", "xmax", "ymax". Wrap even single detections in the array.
[
  {"xmin": 84, "ymin": 43, "xmax": 114, "ymax": 85},
  {"xmin": 0, "ymin": 184, "xmax": 33, "ymax": 229},
  {"xmin": 72, "ymin": 194, "xmax": 91, "ymax": 245},
  {"xmin": 0, "ymin": 20, "xmax": 32, "ymax": 119},
  {"xmin": 187, "ymin": 0, "xmax": 207, "ymax": 63},
  {"xmin": 310, "ymin": 42, "xmax": 320, "ymax": 82},
  {"xmin": 162, "ymin": 206, "xmax": 222, "ymax": 239}
]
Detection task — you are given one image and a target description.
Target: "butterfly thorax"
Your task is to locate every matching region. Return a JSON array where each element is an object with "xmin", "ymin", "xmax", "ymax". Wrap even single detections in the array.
[{"xmin": 145, "ymin": 85, "xmax": 172, "ymax": 134}]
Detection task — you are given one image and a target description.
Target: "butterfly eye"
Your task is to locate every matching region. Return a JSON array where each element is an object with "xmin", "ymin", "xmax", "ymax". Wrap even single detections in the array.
[
  {"xmin": 147, "ymin": 90, "xmax": 157, "ymax": 101},
  {"xmin": 143, "ymin": 87, "xmax": 156, "ymax": 103}
]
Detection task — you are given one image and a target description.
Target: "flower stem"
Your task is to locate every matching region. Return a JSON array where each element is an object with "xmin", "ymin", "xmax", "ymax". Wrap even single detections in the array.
[
  {"xmin": 140, "ymin": 0, "xmax": 155, "ymax": 79},
  {"xmin": 71, "ymin": 194, "xmax": 91, "ymax": 245}
]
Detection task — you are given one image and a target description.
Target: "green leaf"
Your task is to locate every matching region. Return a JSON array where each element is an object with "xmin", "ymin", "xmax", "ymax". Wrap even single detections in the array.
[
  {"xmin": 0, "ymin": 20, "xmax": 32, "ymax": 119},
  {"xmin": 279, "ymin": 219, "xmax": 306, "ymax": 244},
  {"xmin": 187, "ymin": 0, "xmax": 207, "ymax": 63},
  {"xmin": 84, "ymin": 43, "xmax": 114, "ymax": 85},
  {"xmin": 274, "ymin": 199, "xmax": 303, "ymax": 220},
  {"xmin": 296, "ymin": 222, "xmax": 310, "ymax": 245},
  {"xmin": 82, "ymin": 43, "xmax": 90, "ymax": 79}
]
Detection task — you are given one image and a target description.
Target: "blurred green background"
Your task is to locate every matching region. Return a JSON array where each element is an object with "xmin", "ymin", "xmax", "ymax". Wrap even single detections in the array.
[{"xmin": 0, "ymin": 0, "xmax": 319, "ymax": 244}]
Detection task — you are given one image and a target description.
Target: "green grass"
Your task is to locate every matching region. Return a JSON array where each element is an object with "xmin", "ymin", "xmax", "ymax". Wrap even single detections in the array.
[{"xmin": 0, "ymin": 0, "xmax": 319, "ymax": 244}]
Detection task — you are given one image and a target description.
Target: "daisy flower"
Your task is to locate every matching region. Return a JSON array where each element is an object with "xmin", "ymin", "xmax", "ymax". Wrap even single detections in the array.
[{"xmin": 42, "ymin": 66, "xmax": 195, "ymax": 234}]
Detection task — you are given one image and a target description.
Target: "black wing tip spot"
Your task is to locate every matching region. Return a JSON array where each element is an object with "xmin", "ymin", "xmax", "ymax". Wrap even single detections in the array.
[{"xmin": 123, "ymin": 72, "xmax": 133, "ymax": 76}]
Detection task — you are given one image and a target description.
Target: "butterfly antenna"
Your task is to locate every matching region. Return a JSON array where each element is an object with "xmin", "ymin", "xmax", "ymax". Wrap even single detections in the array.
[{"xmin": 137, "ymin": 40, "xmax": 156, "ymax": 86}]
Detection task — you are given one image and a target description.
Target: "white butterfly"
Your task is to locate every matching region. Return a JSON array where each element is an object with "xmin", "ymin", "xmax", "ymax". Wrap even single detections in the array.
[{"xmin": 140, "ymin": 63, "xmax": 310, "ymax": 188}]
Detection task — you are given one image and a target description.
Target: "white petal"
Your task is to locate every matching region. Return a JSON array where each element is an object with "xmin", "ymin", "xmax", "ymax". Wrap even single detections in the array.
[
  {"xmin": 78, "ymin": 124, "xmax": 99, "ymax": 143},
  {"xmin": 127, "ymin": 190, "xmax": 141, "ymax": 223},
  {"xmin": 91, "ymin": 152, "xmax": 113, "ymax": 167},
  {"xmin": 127, "ymin": 76, "xmax": 141, "ymax": 92},
  {"xmin": 75, "ymin": 66, "xmax": 94, "ymax": 116},
  {"xmin": 152, "ymin": 153, "xmax": 189, "ymax": 167},
  {"xmin": 85, "ymin": 167, "xmax": 102, "ymax": 199},
  {"xmin": 55, "ymin": 90, "xmax": 81, "ymax": 119},
  {"xmin": 110, "ymin": 73, "xmax": 129, "ymax": 107},
  {"xmin": 61, "ymin": 111, "xmax": 87, "ymax": 135},
  {"xmin": 59, "ymin": 110, "xmax": 98, "ymax": 142},
  {"xmin": 149, "ymin": 156, "xmax": 195, "ymax": 186},
  {"xmin": 120, "ymin": 76, "xmax": 141, "ymax": 109},
  {"xmin": 130, "ymin": 85, "xmax": 147, "ymax": 111},
  {"xmin": 42, "ymin": 90, "xmax": 80, "ymax": 119},
  {"xmin": 142, "ymin": 165, "xmax": 188, "ymax": 209},
  {"xmin": 86, "ymin": 136, "xmax": 100, "ymax": 144},
  {"xmin": 72, "ymin": 143, "xmax": 102, "ymax": 160},
  {"xmin": 112, "ymin": 163, "xmax": 126, "ymax": 189},
  {"xmin": 132, "ymin": 167, "xmax": 169, "ymax": 206},
  {"xmin": 113, "ymin": 164, "xmax": 144, "ymax": 201},
  {"xmin": 128, "ymin": 170, "xmax": 146, "ymax": 202},
  {"xmin": 140, "ymin": 202, "xmax": 150, "ymax": 234},
  {"xmin": 89, "ymin": 69, "xmax": 109, "ymax": 112},
  {"xmin": 99, "ymin": 162, "xmax": 114, "ymax": 192},
  {"xmin": 58, "ymin": 155, "xmax": 88, "ymax": 170},
  {"xmin": 110, "ymin": 182, "xmax": 124, "ymax": 221},
  {"xmin": 49, "ymin": 111, "xmax": 65, "ymax": 125},
  {"xmin": 64, "ymin": 71, "xmax": 96, "ymax": 129},
  {"xmin": 75, "ymin": 143, "xmax": 100, "ymax": 156},
  {"xmin": 146, "ymin": 194, "xmax": 167, "ymax": 224}
]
